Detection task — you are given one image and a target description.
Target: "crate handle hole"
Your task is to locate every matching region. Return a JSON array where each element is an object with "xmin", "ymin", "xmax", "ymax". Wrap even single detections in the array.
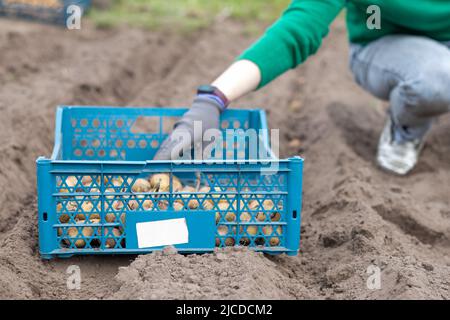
[
  {"xmin": 43, "ymin": 212, "xmax": 48, "ymax": 221},
  {"xmin": 292, "ymin": 210, "xmax": 297, "ymax": 219}
]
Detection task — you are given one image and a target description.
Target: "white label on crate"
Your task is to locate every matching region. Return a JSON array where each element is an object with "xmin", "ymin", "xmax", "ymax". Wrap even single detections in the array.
[{"xmin": 136, "ymin": 218, "xmax": 188, "ymax": 248}]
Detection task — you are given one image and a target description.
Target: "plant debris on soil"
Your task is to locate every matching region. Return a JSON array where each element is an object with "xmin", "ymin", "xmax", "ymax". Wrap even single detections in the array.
[{"xmin": 0, "ymin": 18, "xmax": 449, "ymax": 300}]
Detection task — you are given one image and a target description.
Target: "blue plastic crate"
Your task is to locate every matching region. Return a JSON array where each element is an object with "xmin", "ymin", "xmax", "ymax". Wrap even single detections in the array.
[
  {"xmin": 0, "ymin": 0, "xmax": 91, "ymax": 25},
  {"xmin": 36, "ymin": 106, "xmax": 303, "ymax": 259}
]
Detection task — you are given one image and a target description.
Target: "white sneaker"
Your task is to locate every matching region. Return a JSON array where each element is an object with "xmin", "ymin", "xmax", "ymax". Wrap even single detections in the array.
[{"xmin": 377, "ymin": 117, "xmax": 425, "ymax": 175}]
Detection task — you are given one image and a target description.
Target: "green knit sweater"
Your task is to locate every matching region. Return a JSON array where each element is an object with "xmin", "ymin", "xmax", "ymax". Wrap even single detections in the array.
[{"xmin": 238, "ymin": 0, "xmax": 450, "ymax": 88}]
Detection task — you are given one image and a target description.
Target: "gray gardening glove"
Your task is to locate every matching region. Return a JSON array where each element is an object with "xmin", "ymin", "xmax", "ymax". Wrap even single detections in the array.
[{"xmin": 153, "ymin": 96, "xmax": 223, "ymax": 160}]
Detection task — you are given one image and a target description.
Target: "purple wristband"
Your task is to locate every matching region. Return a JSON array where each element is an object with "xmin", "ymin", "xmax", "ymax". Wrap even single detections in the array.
[{"xmin": 197, "ymin": 93, "xmax": 227, "ymax": 111}]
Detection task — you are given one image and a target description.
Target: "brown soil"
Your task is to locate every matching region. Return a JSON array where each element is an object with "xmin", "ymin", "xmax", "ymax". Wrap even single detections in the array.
[{"xmin": 0, "ymin": 17, "xmax": 449, "ymax": 300}]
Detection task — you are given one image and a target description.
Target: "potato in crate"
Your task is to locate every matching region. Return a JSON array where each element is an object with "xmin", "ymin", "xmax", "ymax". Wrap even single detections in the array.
[{"xmin": 36, "ymin": 106, "xmax": 303, "ymax": 259}]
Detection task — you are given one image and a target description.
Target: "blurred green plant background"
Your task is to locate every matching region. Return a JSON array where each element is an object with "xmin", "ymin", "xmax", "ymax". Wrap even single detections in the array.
[{"xmin": 89, "ymin": 0, "xmax": 291, "ymax": 31}]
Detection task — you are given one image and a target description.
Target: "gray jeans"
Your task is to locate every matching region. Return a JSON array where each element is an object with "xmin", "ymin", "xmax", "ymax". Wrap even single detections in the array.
[{"xmin": 350, "ymin": 35, "xmax": 450, "ymax": 140}]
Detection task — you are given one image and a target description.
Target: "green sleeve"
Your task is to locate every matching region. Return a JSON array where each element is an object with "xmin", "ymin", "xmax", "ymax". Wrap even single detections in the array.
[{"xmin": 238, "ymin": 0, "xmax": 345, "ymax": 88}]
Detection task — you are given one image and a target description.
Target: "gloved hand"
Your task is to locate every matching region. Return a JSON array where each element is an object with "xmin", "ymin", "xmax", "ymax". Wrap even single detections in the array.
[{"xmin": 153, "ymin": 95, "xmax": 224, "ymax": 160}]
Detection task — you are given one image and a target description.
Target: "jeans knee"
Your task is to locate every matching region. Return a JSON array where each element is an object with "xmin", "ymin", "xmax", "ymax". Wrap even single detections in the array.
[{"xmin": 397, "ymin": 64, "xmax": 450, "ymax": 115}]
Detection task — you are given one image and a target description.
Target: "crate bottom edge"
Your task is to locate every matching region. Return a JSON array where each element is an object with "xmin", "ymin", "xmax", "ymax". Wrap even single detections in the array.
[{"xmin": 41, "ymin": 247, "xmax": 299, "ymax": 259}]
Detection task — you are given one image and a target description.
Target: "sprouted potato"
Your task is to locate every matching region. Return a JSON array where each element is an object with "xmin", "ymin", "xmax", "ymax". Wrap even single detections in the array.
[
  {"xmin": 231, "ymin": 199, "xmax": 245, "ymax": 210},
  {"xmin": 256, "ymin": 211, "xmax": 266, "ymax": 221},
  {"xmin": 132, "ymin": 178, "xmax": 151, "ymax": 193},
  {"xmin": 67, "ymin": 201, "xmax": 78, "ymax": 212},
  {"xmin": 187, "ymin": 199, "xmax": 199, "ymax": 209},
  {"xmin": 150, "ymin": 173, "xmax": 169, "ymax": 190},
  {"xmin": 75, "ymin": 213, "xmax": 86, "ymax": 221},
  {"xmin": 198, "ymin": 186, "xmax": 210, "ymax": 193},
  {"xmin": 104, "ymin": 228, "xmax": 122, "ymax": 248},
  {"xmin": 59, "ymin": 177, "xmax": 77, "ymax": 195},
  {"xmin": 180, "ymin": 185, "xmax": 199, "ymax": 209},
  {"xmin": 225, "ymin": 212, "xmax": 236, "ymax": 222},
  {"xmin": 208, "ymin": 186, "xmax": 233, "ymax": 204},
  {"xmin": 248, "ymin": 200, "xmax": 259, "ymax": 210},
  {"xmin": 239, "ymin": 237, "xmax": 250, "ymax": 246},
  {"xmin": 150, "ymin": 173, "xmax": 182, "ymax": 192},
  {"xmin": 158, "ymin": 200, "xmax": 169, "ymax": 210},
  {"xmin": 270, "ymin": 212, "xmax": 281, "ymax": 222},
  {"xmin": 255, "ymin": 237, "xmax": 265, "ymax": 246},
  {"xmin": 211, "ymin": 187, "xmax": 223, "ymax": 200},
  {"xmin": 128, "ymin": 200, "xmax": 138, "ymax": 211},
  {"xmin": 269, "ymin": 226, "xmax": 282, "ymax": 246},
  {"xmin": 262, "ymin": 225, "xmax": 273, "ymax": 236},
  {"xmin": 246, "ymin": 225, "xmax": 258, "ymax": 236},
  {"xmin": 57, "ymin": 202, "xmax": 70, "ymax": 223},
  {"xmin": 269, "ymin": 237, "xmax": 280, "ymax": 246},
  {"xmin": 218, "ymin": 226, "xmax": 236, "ymax": 247},
  {"xmin": 224, "ymin": 238, "xmax": 235, "ymax": 246},
  {"xmin": 240, "ymin": 212, "xmax": 251, "ymax": 222},
  {"xmin": 215, "ymin": 202, "xmax": 233, "ymax": 222},
  {"xmin": 65, "ymin": 176, "xmax": 78, "ymax": 187},
  {"xmin": 105, "ymin": 213, "xmax": 116, "ymax": 223},
  {"xmin": 81, "ymin": 201, "xmax": 93, "ymax": 212},
  {"xmin": 90, "ymin": 213, "xmax": 100, "ymax": 220},
  {"xmin": 59, "ymin": 214, "xmax": 70, "ymax": 223},
  {"xmin": 112, "ymin": 200, "xmax": 124, "ymax": 211},
  {"xmin": 142, "ymin": 200, "xmax": 153, "ymax": 211},
  {"xmin": 105, "ymin": 188, "xmax": 116, "ymax": 199},
  {"xmin": 72, "ymin": 202, "xmax": 91, "ymax": 221},
  {"xmin": 172, "ymin": 176, "xmax": 183, "ymax": 192},
  {"xmin": 217, "ymin": 202, "xmax": 229, "ymax": 211},
  {"xmin": 262, "ymin": 199, "xmax": 274, "ymax": 209},
  {"xmin": 217, "ymin": 225, "xmax": 228, "ymax": 236},
  {"xmin": 90, "ymin": 188, "xmax": 101, "ymax": 199},
  {"xmin": 215, "ymin": 212, "xmax": 221, "ymax": 224},
  {"xmin": 67, "ymin": 223, "xmax": 94, "ymax": 248},
  {"xmin": 81, "ymin": 176, "xmax": 93, "ymax": 186},
  {"xmin": 197, "ymin": 186, "xmax": 214, "ymax": 209},
  {"xmin": 102, "ymin": 196, "xmax": 124, "ymax": 211},
  {"xmin": 173, "ymin": 201, "xmax": 184, "ymax": 211},
  {"xmin": 202, "ymin": 200, "xmax": 214, "ymax": 210},
  {"xmin": 111, "ymin": 177, "xmax": 124, "ymax": 187}
]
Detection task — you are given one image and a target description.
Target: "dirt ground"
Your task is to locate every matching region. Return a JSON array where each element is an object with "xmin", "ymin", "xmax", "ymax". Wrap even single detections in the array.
[{"xmin": 0, "ymin": 17, "xmax": 449, "ymax": 300}]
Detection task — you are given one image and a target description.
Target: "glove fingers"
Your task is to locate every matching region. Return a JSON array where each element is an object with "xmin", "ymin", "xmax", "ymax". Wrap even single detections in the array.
[
  {"xmin": 153, "ymin": 130, "xmax": 193, "ymax": 160},
  {"xmin": 153, "ymin": 96, "xmax": 222, "ymax": 160}
]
